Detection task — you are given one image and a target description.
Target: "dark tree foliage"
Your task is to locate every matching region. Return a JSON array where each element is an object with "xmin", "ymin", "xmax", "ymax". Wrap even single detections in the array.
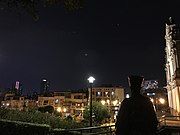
[
  {"xmin": 44, "ymin": 105, "xmax": 54, "ymax": 114},
  {"xmin": 0, "ymin": 0, "xmax": 84, "ymax": 20}
]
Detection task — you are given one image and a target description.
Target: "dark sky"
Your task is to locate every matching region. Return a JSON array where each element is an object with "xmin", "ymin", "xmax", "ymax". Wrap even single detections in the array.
[{"xmin": 0, "ymin": 0, "xmax": 180, "ymax": 94}]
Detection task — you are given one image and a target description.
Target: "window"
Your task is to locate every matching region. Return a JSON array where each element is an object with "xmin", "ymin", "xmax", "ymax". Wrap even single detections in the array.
[
  {"xmin": 65, "ymin": 93, "xmax": 71, "ymax": 98},
  {"xmin": 74, "ymin": 95, "xmax": 83, "ymax": 99},
  {"xmin": 55, "ymin": 99, "xmax": 59, "ymax": 104},
  {"xmin": 96, "ymin": 92, "xmax": 102, "ymax": 96},
  {"xmin": 104, "ymin": 92, "xmax": 110, "ymax": 97},
  {"xmin": 43, "ymin": 100, "xmax": 48, "ymax": 105}
]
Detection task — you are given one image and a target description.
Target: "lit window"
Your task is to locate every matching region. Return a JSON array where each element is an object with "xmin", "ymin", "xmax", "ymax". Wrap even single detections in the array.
[{"xmin": 55, "ymin": 99, "xmax": 59, "ymax": 104}]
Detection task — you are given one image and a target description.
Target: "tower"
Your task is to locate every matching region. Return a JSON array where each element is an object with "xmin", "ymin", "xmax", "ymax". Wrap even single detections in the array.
[
  {"xmin": 40, "ymin": 79, "xmax": 49, "ymax": 94},
  {"xmin": 165, "ymin": 17, "xmax": 180, "ymax": 115},
  {"xmin": 15, "ymin": 81, "xmax": 23, "ymax": 96}
]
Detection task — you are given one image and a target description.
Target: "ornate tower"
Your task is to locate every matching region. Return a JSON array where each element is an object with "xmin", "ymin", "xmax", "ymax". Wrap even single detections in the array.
[{"xmin": 165, "ymin": 17, "xmax": 180, "ymax": 115}]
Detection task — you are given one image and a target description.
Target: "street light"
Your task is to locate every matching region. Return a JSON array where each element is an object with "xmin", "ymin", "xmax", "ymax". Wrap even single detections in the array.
[
  {"xmin": 101, "ymin": 100, "xmax": 105, "ymax": 105},
  {"xmin": 159, "ymin": 98, "xmax": 165, "ymax": 104},
  {"xmin": 87, "ymin": 76, "xmax": 95, "ymax": 127},
  {"xmin": 57, "ymin": 107, "xmax": 61, "ymax": 112}
]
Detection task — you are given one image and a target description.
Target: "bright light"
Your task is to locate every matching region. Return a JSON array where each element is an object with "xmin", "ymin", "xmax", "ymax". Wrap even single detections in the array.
[
  {"xmin": 63, "ymin": 108, "xmax": 67, "ymax": 112},
  {"xmin": 55, "ymin": 99, "xmax": 59, "ymax": 104},
  {"xmin": 159, "ymin": 98, "xmax": 165, "ymax": 104},
  {"xmin": 87, "ymin": 76, "xmax": 95, "ymax": 83},
  {"xmin": 6, "ymin": 103, "xmax": 9, "ymax": 106},
  {"xmin": 57, "ymin": 107, "xmax": 61, "ymax": 112},
  {"xmin": 126, "ymin": 94, "xmax": 130, "ymax": 98},
  {"xmin": 43, "ymin": 79, "xmax": 47, "ymax": 82},
  {"xmin": 101, "ymin": 100, "xmax": 105, "ymax": 105},
  {"xmin": 113, "ymin": 100, "xmax": 118, "ymax": 106},
  {"xmin": 150, "ymin": 98, "xmax": 154, "ymax": 103},
  {"xmin": 107, "ymin": 99, "xmax": 110, "ymax": 104}
]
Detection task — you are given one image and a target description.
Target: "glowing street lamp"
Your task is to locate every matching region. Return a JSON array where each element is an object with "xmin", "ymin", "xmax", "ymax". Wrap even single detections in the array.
[
  {"xmin": 63, "ymin": 108, "xmax": 67, "ymax": 112},
  {"xmin": 113, "ymin": 100, "xmax": 118, "ymax": 106},
  {"xmin": 159, "ymin": 98, "xmax": 165, "ymax": 104},
  {"xmin": 101, "ymin": 100, "xmax": 105, "ymax": 105},
  {"xmin": 88, "ymin": 76, "xmax": 95, "ymax": 84},
  {"xmin": 57, "ymin": 107, "xmax": 61, "ymax": 112},
  {"xmin": 87, "ymin": 76, "xmax": 95, "ymax": 127}
]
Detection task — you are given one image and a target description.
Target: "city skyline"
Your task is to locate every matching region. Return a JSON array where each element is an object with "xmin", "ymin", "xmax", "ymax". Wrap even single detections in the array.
[{"xmin": 0, "ymin": 1, "xmax": 180, "ymax": 94}]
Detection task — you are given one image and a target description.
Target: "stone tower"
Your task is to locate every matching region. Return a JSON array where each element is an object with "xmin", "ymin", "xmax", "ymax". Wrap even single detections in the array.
[{"xmin": 165, "ymin": 17, "xmax": 180, "ymax": 115}]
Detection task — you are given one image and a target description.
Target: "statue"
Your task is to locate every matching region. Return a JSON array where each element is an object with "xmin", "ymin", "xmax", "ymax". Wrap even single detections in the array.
[{"xmin": 115, "ymin": 75, "xmax": 158, "ymax": 135}]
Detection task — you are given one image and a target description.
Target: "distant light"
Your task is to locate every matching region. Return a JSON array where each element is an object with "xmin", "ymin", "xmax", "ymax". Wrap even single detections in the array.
[
  {"xmin": 6, "ymin": 103, "xmax": 9, "ymax": 106},
  {"xmin": 113, "ymin": 100, "xmax": 118, "ymax": 106},
  {"xmin": 43, "ymin": 79, "xmax": 47, "ymax": 82},
  {"xmin": 87, "ymin": 76, "xmax": 95, "ymax": 83},
  {"xmin": 159, "ymin": 98, "xmax": 165, "ymax": 104},
  {"xmin": 101, "ymin": 100, "xmax": 105, "ymax": 105},
  {"xmin": 147, "ymin": 93, "xmax": 155, "ymax": 96},
  {"xmin": 126, "ymin": 94, "xmax": 130, "ymax": 98},
  {"xmin": 115, "ymin": 107, "xmax": 119, "ymax": 110},
  {"xmin": 55, "ymin": 99, "xmax": 59, "ymax": 104},
  {"xmin": 97, "ymin": 92, "xmax": 101, "ymax": 95},
  {"xmin": 63, "ymin": 108, "xmax": 67, "ymax": 112},
  {"xmin": 57, "ymin": 107, "xmax": 61, "ymax": 112},
  {"xmin": 150, "ymin": 98, "xmax": 154, "ymax": 103},
  {"xmin": 107, "ymin": 99, "xmax": 110, "ymax": 104}
]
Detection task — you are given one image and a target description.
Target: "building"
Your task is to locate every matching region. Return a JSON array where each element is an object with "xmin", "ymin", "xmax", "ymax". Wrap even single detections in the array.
[
  {"xmin": 38, "ymin": 91, "xmax": 87, "ymax": 117},
  {"xmin": 88, "ymin": 84, "xmax": 124, "ymax": 121},
  {"xmin": 165, "ymin": 17, "xmax": 180, "ymax": 115},
  {"xmin": 40, "ymin": 79, "xmax": 49, "ymax": 94},
  {"xmin": 0, "ymin": 91, "xmax": 37, "ymax": 110},
  {"xmin": 142, "ymin": 80, "xmax": 159, "ymax": 90},
  {"xmin": 1, "ymin": 91, "xmax": 25, "ymax": 110},
  {"xmin": 141, "ymin": 80, "xmax": 168, "ymax": 113}
]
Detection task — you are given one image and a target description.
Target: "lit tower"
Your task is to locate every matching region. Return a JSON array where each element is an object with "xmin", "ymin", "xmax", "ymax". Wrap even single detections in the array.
[
  {"xmin": 40, "ymin": 79, "xmax": 49, "ymax": 94},
  {"xmin": 165, "ymin": 17, "xmax": 180, "ymax": 115},
  {"xmin": 15, "ymin": 81, "xmax": 23, "ymax": 96}
]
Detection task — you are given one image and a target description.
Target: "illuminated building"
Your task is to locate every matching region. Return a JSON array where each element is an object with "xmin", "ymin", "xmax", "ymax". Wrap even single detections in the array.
[
  {"xmin": 38, "ymin": 91, "xmax": 87, "ymax": 117},
  {"xmin": 88, "ymin": 84, "xmax": 124, "ymax": 121},
  {"xmin": 165, "ymin": 17, "xmax": 180, "ymax": 115}
]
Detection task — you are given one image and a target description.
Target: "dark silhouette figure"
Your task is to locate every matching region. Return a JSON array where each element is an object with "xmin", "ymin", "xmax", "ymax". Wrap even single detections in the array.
[{"xmin": 115, "ymin": 76, "xmax": 158, "ymax": 135}]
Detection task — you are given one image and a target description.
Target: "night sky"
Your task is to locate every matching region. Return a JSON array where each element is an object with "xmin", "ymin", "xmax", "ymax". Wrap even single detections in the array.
[{"xmin": 0, "ymin": 0, "xmax": 180, "ymax": 94}]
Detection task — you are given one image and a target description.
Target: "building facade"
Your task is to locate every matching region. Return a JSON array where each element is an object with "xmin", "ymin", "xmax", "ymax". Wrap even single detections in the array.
[
  {"xmin": 141, "ymin": 80, "xmax": 168, "ymax": 113},
  {"xmin": 0, "ymin": 92, "xmax": 37, "ymax": 110},
  {"xmin": 38, "ymin": 91, "xmax": 87, "ymax": 117},
  {"xmin": 88, "ymin": 85, "xmax": 124, "ymax": 121},
  {"xmin": 165, "ymin": 17, "xmax": 180, "ymax": 115}
]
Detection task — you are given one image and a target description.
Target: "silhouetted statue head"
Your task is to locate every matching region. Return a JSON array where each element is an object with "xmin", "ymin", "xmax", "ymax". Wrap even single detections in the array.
[{"xmin": 128, "ymin": 75, "xmax": 144, "ymax": 95}]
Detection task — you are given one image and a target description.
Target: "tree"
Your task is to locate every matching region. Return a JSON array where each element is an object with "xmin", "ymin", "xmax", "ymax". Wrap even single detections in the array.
[
  {"xmin": 83, "ymin": 101, "xmax": 111, "ymax": 124},
  {"xmin": 44, "ymin": 105, "xmax": 54, "ymax": 114},
  {"xmin": 0, "ymin": 0, "xmax": 84, "ymax": 20},
  {"xmin": 38, "ymin": 105, "xmax": 54, "ymax": 114}
]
